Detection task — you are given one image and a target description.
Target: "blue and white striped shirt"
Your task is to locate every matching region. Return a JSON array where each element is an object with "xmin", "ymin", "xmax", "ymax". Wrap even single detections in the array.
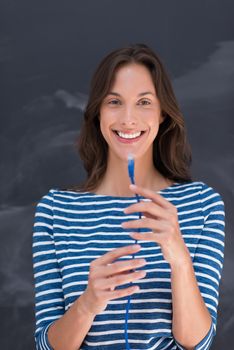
[{"xmin": 32, "ymin": 181, "xmax": 225, "ymax": 350}]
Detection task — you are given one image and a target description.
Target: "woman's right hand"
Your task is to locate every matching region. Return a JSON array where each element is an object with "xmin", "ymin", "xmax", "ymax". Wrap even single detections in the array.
[{"xmin": 80, "ymin": 244, "xmax": 146, "ymax": 315}]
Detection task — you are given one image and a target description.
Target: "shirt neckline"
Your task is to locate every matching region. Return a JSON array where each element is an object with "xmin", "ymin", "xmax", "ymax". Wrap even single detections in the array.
[{"xmin": 82, "ymin": 182, "xmax": 181, "ymax": 199}]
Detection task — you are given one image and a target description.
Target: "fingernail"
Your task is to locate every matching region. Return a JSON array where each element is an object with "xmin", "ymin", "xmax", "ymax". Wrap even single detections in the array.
[
  {"xmin": 129, "ymin": 232, "xmax": 136, "ymax": 237},
  {"xmin": 133, "ymin": 244, "xmax": 141, "ymax": 249},
  {"xmin": 139, "ymin": 259, "xmax": 147, "ymax": 264},
  {"xmin": 139, "ymin": 271, "xmax": 146, "ymax": 277},
  {"xmin": 133, "ymin": 286, "xmax": 139, "ymax": 292},
  {"xmin": 130, "ymin": 184, "xmax": 137, "ymax": 188}
]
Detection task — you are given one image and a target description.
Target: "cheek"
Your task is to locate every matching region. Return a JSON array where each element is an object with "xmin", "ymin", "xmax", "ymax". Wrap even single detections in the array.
[
  {"xmin": 99, "ymin": 120, "xmax": 107, "ymax": 138},
  {"xmin": 99, "ymin": 110, "xmax": 117, "ymax": 128},
  {"xmin": 142, "ymin": 108, "xmax": 161, "ymax": 121},
  {"xmin": 148, "ymin": 122, "xmax": 160, "ymax": 141},
  {"xmin": 99, "ymin": 115, "xmax": 113, "ymax": 140},
  {"xmin": 148, "ymin": 118, "xmax": 161, "ymax": 130}
]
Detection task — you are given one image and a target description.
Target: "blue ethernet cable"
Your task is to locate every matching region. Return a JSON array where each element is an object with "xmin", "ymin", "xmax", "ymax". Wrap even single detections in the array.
[{"xmin": 124, "ymin": 153, "xmax": 142, "ymax": 350}]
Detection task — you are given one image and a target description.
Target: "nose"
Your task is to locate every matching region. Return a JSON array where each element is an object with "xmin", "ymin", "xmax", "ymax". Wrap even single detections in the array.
[{"xmin": 119, "ymin": 106, "xmax": 138, "ymax": 127}]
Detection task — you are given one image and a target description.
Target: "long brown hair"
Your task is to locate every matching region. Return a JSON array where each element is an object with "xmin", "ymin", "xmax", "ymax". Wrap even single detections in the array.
[{"xmin": 67, "ymin": 43, "xmax": 192, "ymax": 192}]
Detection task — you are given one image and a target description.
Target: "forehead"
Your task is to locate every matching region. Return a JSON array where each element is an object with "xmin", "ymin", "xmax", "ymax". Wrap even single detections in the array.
[
  {"xmin": 113, "ymin": 63, "xmax": 153, "ymax": 81},
  {"xmin": 108, "ymin": 63, "xmax": 156, "ymax": 95}
]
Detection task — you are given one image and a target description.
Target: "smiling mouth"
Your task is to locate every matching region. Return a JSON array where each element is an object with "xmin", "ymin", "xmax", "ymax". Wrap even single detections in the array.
[
  {"xmin": 112, "ymin": 130, "xmax": 146, "ymax": 137},
  {"xmin": 112, "ymin": 130, "xmax": 147, "ymax": 143}
]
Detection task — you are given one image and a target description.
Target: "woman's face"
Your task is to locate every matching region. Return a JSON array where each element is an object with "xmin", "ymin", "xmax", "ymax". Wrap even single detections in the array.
[{"xmin": 99, "ymin": 63, "xmax": 164, "ymax": 162}]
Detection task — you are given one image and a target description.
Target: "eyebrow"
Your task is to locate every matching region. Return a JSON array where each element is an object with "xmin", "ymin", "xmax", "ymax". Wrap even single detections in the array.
[{"xmin": 107, "ymin": 91, "xmax": 156, "ymax": 97}]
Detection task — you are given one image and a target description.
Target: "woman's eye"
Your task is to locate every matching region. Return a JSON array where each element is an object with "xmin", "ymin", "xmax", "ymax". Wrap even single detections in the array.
[
  {"xmin": 106, "ymin": 99, "xmax": 151, "ymax": 105},
  {"xmin": 139, "ymin": 99, "xmax": 151, "ymax": 105},
  {"xmin": 108, "ymin": 99, "xmax": 120, "ymax": 105}
]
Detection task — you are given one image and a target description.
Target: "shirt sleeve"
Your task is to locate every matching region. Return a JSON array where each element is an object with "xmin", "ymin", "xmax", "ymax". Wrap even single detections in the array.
[
  {"xmin": 32, "ymin": 189, "xmax": 65, "ymax": 350},
  {"xmin": 174, "ymin": 182, "xmax": 225, "ymax": 350}
]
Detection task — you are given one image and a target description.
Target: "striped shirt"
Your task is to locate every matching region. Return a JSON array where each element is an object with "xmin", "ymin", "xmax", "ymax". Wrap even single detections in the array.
[{"xmin": 32, "ymin": 181, "xmax": 225, "ymax": 350}]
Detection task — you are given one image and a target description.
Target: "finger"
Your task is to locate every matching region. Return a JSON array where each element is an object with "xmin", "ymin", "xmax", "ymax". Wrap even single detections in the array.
[
  {"xmin": 124, "ymin": 201, "xmax": 167, "ymax": 219},
  {"xmin": 103, "ymin": 258, "xmax": 146, "ymax": 277},
  {"xmin": 122, "ymin": 217, "xmax": 158, "ymax": 230},
  {"xmin": 129, "ymin": 184, "xmax": 173, "ymax": 210},
  {"xmin": 100, "ymin": 270, "xmax": 146, "ymax": 290},
  {"xmin": 94, "ymin": 244, "xmax": 141, "ymax": 266},
  {"xmin": 107, "ymin": 284, "xmax": 140, "ymax": 300},
  {"xmin": 129, "ymin": 231, "xmax": 163, "ymax": 243}
]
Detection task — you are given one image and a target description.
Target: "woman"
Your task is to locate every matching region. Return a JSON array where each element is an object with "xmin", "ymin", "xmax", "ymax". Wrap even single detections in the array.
[{"xmin": 32, "ymin": 44, "xmax": 225, "ymax": 350}]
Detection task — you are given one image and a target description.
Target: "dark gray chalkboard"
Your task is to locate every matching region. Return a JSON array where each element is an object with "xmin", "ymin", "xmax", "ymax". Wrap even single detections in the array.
[{"xmin": 1, "ymin": 1, "xmax": 233, "ymax": 348}]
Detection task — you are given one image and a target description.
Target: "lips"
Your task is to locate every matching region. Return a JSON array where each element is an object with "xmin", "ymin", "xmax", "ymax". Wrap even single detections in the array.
[
  {"xmin": 112, "ymin": 130, "xmax": 146, "ymax": 134},
  {"xmin": 112, "ymin": 130, "xmax": 146, "ymax": 143}
]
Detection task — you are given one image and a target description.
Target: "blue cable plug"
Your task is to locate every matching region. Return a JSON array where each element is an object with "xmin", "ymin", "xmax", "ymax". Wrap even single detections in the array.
[
  {"xmin": 124, "ymin": 154, "xmax": 142, "ymax": 350},
  {"xmin": 127, "ymin": 154, "xmax": 141, "ymax": 203},
  {"xmin": 127, "ymin": 153, "xmax": 135, "ymax": 184}
]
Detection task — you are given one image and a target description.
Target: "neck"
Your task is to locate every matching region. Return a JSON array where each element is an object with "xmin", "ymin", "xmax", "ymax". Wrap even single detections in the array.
[{"xmin": 94, "ymin": 151, "xmax": 172, "ymax": 197}]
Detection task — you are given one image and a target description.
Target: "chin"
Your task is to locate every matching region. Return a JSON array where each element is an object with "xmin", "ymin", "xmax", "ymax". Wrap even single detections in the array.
[{"xmin": 112, "ymin": 151, "xmax": 145, "ymax": 163}]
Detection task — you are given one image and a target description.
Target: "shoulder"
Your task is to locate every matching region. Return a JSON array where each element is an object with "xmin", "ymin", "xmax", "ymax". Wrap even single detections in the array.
[
  {"xmin": 197, "ymin": 182, "xmax": 225, "ymax": 222},
  {"xmin": 174, "ymin": 181, "xmax": 225, "ymax": 235},
  {"xmin": 36, "ymin": 188, "xmax": 92, "ymax": 208},
  {"xmin": 197, "ymin": 181, "xmax": 225, "ymax": 208},
  {"xmin": 35, "ymin": 188, "xmax": 57, "ymax": 207},
  {"xmin": 180, "ymin": 181, "xmax": 225, "ymax": 224},
  {"xmin": 174, "ymin": 180, "xmax": 224, "ymax": 200},
  {"xmin": 170, "ymin": 181, "xmax": 225, "ymax": 213}
]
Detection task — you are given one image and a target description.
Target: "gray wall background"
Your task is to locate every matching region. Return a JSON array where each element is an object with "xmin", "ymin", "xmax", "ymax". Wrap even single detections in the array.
[{"xmin": 0, "ymin": 0, "xmax": 233, "ymax": 349}]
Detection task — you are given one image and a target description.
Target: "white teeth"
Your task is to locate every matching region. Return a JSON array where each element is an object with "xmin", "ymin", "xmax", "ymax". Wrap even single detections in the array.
[{"xmin": 116, "ymin": 131, "xmax": 142, "ymax": 139}]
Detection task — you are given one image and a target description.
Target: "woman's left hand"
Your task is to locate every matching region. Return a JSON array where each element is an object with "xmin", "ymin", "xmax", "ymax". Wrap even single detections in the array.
[{"xmin": 121, "ymin": 184, "xmax": 191, "ymax": 267}]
